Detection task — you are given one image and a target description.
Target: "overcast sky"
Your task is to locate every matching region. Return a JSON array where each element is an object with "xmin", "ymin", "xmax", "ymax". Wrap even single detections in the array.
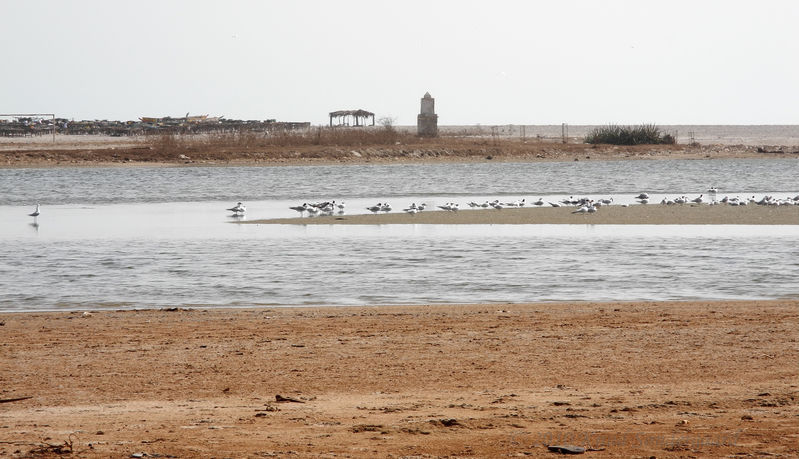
[{"xmin": 3, "ymin": 0, "xmax": 798, "ymax": 125}]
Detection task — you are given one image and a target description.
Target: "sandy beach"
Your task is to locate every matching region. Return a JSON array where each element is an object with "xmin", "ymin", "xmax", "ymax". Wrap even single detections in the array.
[
  {"xmin": 246, "ymin": 204, "xmax": 799, "ymax": 225},
  {"xmin": 1, "ymin": 300, "xmax": 796, "ymax": 458}
]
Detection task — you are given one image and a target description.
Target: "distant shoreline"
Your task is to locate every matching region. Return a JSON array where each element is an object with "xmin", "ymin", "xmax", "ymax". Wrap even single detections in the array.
[{"xmin": 1, "ymin": 130, "xmax": 797, "ymax": 168}]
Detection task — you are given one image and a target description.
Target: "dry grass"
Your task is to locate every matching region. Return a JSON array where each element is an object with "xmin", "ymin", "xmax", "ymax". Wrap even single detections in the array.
[{"xmin": 146, "ymin": 125, "xmax": 413, "ymax": 155}]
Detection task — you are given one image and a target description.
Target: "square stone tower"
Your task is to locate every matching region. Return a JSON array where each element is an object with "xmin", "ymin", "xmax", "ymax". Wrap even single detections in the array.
[{"xmin": 417, "ymin": 92, "xmax": 438, "ymax": 137}]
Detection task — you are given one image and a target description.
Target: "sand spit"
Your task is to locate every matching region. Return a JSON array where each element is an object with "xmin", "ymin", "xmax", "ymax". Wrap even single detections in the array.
[
  {"xmin": 1, "ymin": 300, "xmax": 796, "ymax": 457},
  {"xmin": 245, "ymin": 204, "xmax": 799, "ymax": 225}
]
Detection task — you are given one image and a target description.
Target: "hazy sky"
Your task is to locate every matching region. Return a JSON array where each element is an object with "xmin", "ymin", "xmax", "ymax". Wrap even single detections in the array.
[{"xmin": 3, "ymin": 0, "xmax": 798, "ymax": 125}]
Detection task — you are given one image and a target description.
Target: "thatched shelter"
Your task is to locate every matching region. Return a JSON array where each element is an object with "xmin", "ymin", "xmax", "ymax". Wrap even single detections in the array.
[{"xmin": 329, "ymin": 109, "xmax": 374, "ymax": 127}]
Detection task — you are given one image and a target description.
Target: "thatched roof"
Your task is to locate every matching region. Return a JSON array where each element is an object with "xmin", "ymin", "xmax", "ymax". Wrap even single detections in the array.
[{"xmin": 329, "ymin": 109, "xmax": 374, "ymax": 117}]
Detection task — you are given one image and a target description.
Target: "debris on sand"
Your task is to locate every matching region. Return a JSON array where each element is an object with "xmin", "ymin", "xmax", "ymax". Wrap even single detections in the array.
[{"xmin": 275, "ymin": 394, "xmax": 305, "ymax": 403}]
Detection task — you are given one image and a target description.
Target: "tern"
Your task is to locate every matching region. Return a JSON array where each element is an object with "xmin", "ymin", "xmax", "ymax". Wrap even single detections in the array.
[
  {"xmin": 29, "ymin": 203, "xmax": 41, "ymax": 218},
  {"xmin": 227, "ymin": 202, "xmax": 246, "ymax": 214},
  {"xmin": 290, "ymin": 203, "xmax": 309, "ymax": 216}
]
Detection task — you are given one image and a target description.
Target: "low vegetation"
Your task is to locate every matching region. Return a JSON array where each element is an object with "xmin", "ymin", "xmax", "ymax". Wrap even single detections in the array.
[
  {"xmin": 584, "ymin": 124, "xmax": 675, "ymax": 145},
  {"xmin": 146, "ymin": 123, "xmax": 413, "ymax": 154}
]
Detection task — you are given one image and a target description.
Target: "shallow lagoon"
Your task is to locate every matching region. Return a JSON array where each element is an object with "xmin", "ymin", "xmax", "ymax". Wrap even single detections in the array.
[{"xmin": 1, "ymin": 159, "xmax": 797, "ymax": 311}]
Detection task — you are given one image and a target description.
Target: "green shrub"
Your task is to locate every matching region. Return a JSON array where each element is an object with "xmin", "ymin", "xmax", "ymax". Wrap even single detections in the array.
[{"xmin": 584, "ymin": 124, "xmax": 675, "ymax": 145}]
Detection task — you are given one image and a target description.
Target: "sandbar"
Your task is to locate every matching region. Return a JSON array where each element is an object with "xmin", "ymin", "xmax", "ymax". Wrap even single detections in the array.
[{"xmin": 245, "ymin": 204, "xmax": 799, "ymax": 225}]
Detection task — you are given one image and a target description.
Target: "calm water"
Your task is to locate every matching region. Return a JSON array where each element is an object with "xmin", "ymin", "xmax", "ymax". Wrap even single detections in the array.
[
  {"xmin": 1, "ymin": 159, "xmax": 798, "ymax": 311},
  {"xmin": 2, "ymin": 158, "xmax": 798, "ymax": 205}
]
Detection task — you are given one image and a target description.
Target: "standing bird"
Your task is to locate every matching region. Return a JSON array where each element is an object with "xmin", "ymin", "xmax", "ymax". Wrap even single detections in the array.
[
  {"xmin": 290, "ymin": 203, "xmax": 309, "ymax": 216},
  {"xmin": 29, "ymin": 203, "xmax": 41, "ymax": 218},
  {"xmin": 227, "ymin": 202, "xmax": 246, "ymax": 214}
]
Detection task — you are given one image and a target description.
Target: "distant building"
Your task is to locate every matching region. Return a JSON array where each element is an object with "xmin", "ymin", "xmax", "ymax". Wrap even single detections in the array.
[{"xmin": 417, "ymin": 92, "xmax": 438, "ymax": 137}]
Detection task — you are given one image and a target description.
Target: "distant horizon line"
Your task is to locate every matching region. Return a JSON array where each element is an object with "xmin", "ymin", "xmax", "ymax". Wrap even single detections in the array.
[{"xmin": 1, "ymin": 115, "xmax": 796, "ymax": 127}]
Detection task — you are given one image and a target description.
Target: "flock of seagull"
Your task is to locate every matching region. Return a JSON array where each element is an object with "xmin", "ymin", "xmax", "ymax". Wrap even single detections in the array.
[
  {"xmin": 265, "ymin": 188, "xmax": 796, "ymax": 219},
  {"xmin": 214, "ymin": 188, "xmax": 799, "ymax": 219},
  {"xmin": 289, "ymin": 201, "xmax": 347, "ymax": 217}
]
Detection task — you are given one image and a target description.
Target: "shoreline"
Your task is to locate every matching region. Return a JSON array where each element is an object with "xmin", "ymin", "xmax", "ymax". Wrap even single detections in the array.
[
  {"xmin": 2, "ymin": 300, "xmax": 796, "ymax": 457},
  {"xmin": 245, "ymin": 204, "xmax": 799, "ymax": 225},
  {"xmin": 2, "ymin": 134, "xmax": 798, "ymax": 168}
]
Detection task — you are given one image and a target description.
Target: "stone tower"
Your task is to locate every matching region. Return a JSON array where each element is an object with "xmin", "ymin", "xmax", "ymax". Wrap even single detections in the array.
[{"xmin": 417, "ymin": 92, "xmax": 438, "ymax": 137}]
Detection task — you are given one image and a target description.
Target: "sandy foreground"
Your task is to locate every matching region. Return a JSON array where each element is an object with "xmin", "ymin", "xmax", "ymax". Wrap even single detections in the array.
[
  {"xmin": 1, "ymin": 300, "xmax": 797, "ymax": 458},
  {"xmin": 246, "ymin": 204, "xmax": 799, "ymax": 225}
]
